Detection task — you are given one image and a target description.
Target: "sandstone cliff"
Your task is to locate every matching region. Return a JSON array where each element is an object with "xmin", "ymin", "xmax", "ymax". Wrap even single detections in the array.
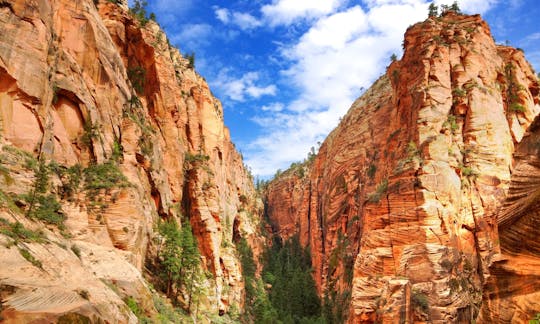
[
  {"xmin": 266, "ymin": 12, "xmax": 540, "ymax": 323},
  {"xmin": 0, "ymin": 0, "xmax": 263, "ymax": 322}
]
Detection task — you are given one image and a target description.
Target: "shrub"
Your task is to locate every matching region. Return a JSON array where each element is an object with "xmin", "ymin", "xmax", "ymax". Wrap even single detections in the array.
[
  {"xmin": 83, "ymin": 162, "xmax": 130, "ymax": 192},
  {"xmin": 0, "ymin": 220, "xmax": 46, "ymax": 243},
  {"xmin": 367, "ymin": 164, "xmax": 377, "ymax": 180},
  {"xmin": 127, "ymin": 66, "xmax": 146, "ymax": 94},
  {"xmin": 412, "ymin": 290, "xmax": 429, "ymax": 313},
  {"xmin": 71, "ymin": 245, "xmax": 81, "ymax": 258},
  {"xmin": 18, "ymin": 248, "xmax": 42, "ymax": 268},
  {"xmin": 78, "ymin": 289, "xmax": 90, "ymax": 300},
  {"xmin": 444, "ymin": 114, "xmax": 459, "ymax": 133},
  {"xmin": 81, "ymin": 121, "xmax": 100, "ymax": 148},
  {"xmin": 185, "ymin": 52, "xmax": 195, "ymax": 69},
  {"xmin": 367, "ymin": 178, "xmax": 388, "ymax": 203},
  {"xmin": 510, "ymin": 103, "xmax": 526, "ymax": 112}
]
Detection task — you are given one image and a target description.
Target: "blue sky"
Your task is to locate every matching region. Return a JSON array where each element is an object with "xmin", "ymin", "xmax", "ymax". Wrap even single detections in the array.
[{"xmin": 134, "ymin": 0, "xmax": 540, "ymax": 178}]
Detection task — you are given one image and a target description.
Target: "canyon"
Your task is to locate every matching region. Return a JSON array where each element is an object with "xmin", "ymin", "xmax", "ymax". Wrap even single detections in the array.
[
  {"xmin": 267, "ymin": 10, "xmax": 540, "ymax": 324},
  {"xmin": 0, "ymin": 1, "xmax": 539, "ymax": 323}
]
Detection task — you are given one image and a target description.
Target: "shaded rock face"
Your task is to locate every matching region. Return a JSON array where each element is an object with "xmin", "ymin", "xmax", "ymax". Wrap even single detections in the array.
[
  {"xmin": 266, "ymin": 13, "xmax": 540, "ymax": 323},
  {"xmin": 0, "ymin": 0, "xmax": 262, "ymax": 322}
]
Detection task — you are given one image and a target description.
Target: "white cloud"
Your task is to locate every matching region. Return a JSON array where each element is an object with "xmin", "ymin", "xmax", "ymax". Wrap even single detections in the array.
[
  {"xmin": 214, "ymin": 7, "xmax": 262, "ymax": 30},
  {"xmin": 215, "ymin": 8, "xmax": 230, "ymax": 24},
  {"xmin": 169, "ymin": 23, "xmax": 213, "ymax": 50},
  {"xmin": 261, "ymin": 103, "xmax": 285, "ymax": 112},
  {"xmin": 433, "ymin": 0, "xmax": 498, "ymax": 14},
  {"xmin": 212, "ymin": 70, "xmax": 277, "ymax": 102},
  {"xmin": 246, "ymin": 1, "xmax": 430, "ymax": 177},
  {"xmin": 261, "ymin": 0, "xmax": 346, "ymax": 26}
]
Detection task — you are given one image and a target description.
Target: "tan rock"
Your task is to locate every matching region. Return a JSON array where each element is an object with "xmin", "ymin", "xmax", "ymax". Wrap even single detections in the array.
[{"xmin": 266, "ymin": 12, "xmax": 540, "ymax": 323}]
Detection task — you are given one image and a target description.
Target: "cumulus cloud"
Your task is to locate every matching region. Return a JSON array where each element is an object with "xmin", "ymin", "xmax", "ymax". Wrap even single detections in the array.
[
  {"xmin": 245, "ymin": 2, "xmax": 432, "ymax": 176},
  {"xmin": 212, "ymin": 70, "xmax": 277, "ymax": 102},
  {"xmin": 261, "ymin": 0, "xmax": 346, "ymax": 26},
  {"xmin": 214, "ymin": 7, "xmax": 262, "ymax": 30},
  {"xmin": 169, "ymin": 23, "xmax": 213, "ymax": 50}
]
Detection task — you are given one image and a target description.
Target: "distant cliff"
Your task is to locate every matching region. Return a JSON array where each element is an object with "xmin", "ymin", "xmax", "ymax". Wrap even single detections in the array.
[
  {"xmin": 0, "ymin": 0, "xmax": 264, "ymax": 322},
  {"xmin": 266, "ymin": 12, "xmax": 540, "ymax": 323}
]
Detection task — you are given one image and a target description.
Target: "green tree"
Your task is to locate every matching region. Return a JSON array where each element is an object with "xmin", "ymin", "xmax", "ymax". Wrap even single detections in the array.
[
  {"xmin": 158, "ymin": 218, "xmax": 201, "ymax": 312},
  {"xmin": 450, "ymin": 1, "xmax": 462, "ymax": 13},
  {"xmin": 130, "ymin": 0, "xmax": 149, "ymax": 26},
  {"xmin": 428, "ymin": 3, "xmax": 438, "ymax": 17}
]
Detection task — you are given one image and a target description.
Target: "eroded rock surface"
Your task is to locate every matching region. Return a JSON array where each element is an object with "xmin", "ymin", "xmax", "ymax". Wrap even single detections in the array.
[
  {"xmin": 266, "ymin": 12, "xmax": 540, "ymax": 323},
  {"xmin": 0, "ymin": 0, "xmax": 263, "ymax": 321}
]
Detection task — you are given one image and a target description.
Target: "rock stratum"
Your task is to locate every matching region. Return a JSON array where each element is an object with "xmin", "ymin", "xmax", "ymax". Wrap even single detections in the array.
[
  {"xmin": 266, "ymin": 12, "xmax": 540, "ymax": 323},
  {"xmin": 0, "ymin": 0, "xmax": 264, "ymax": 322}
]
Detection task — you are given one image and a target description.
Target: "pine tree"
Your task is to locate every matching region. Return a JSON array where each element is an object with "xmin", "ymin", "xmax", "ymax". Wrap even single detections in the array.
[
  {"xmin": 428, "ymin": 3, "xmax": 438, "ymax": 17},
  {"xmin": 450, "ymin": 1, "xmax": 462, "ymax": 13}
]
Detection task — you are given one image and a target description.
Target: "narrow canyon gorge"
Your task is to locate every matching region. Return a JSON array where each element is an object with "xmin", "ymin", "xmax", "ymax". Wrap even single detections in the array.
[{"xmin": 0, "ymin": 1, "xmax": 539, "ymax": 323}]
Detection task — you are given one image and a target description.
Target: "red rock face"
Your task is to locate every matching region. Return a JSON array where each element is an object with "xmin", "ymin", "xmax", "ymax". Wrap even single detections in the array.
[
  {"xmin": 266, "ymin": 12, "xmax": 540, "ymax": 323},
  {"xmin": 0, "ymin": 0, "xmax": 263, "ymax": 321}
]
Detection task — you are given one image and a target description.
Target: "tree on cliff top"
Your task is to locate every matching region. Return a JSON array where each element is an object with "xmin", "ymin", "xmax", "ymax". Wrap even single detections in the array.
[{"xmin": 428, "ymin": 3, "xmax": 438, "ymax": 17}]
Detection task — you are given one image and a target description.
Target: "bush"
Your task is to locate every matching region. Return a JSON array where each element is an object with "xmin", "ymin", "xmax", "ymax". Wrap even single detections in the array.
[
  {"xmin": 83, "ymin": 162, "xmax": 130, "ymax": 192},
  {"xmin": 0, "ymin": 220, "xmax": 46, "ymax": 243},
  {"xmin": 71, "ymin": 245, "xmax": 81, "ymax": 258},
  {"xmin": 127, "ymin": 66, "xmax": 146, "ymax": 94},
  {"xmin": 412, "ymin": 290, "xmax": 429, "ymax": 313},
  {"xmin": 18, "ymin": 248, "xmax": 42, "ymax": 268},
  {"xmin": 367, "ymin": 178, "xmax": 388, "ymax": 203}
]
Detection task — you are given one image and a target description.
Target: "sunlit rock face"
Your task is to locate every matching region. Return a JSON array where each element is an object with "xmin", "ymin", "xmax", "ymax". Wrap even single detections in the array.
[
  {"xmin": 266, "ymin": 12, "xmax": 540, "ymax": 323},
  {"xmin": 0, "ymin": 0, "xmax": 263, "ymax": 321}
]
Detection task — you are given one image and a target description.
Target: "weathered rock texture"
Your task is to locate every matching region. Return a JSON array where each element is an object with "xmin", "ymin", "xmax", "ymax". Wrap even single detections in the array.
[
  {"xmin": 266, "ymin": 12, "xmax": 540, "ymax": 323},
  {"xmin": 0, "ymin": 0, "xmax": 263, "ymax": 322}
]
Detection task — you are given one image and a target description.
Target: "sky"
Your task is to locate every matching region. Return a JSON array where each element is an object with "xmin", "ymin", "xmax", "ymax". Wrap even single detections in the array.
[{"xmin": 134, "ymin": 0, "xmax": 540, "ymax": 178}]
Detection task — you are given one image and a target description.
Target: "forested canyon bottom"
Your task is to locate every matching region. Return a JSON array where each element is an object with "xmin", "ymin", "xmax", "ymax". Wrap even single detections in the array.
[{"xmin": 1, "ymin": 0, "xmax": 540, "ymax": 323}]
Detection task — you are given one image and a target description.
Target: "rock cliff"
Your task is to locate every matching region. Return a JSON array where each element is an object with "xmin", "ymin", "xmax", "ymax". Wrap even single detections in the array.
[
  {"xmin": 0, "ymin": 0, "xmax": 263, "ymax": 322},
  {"xmin": 266, "ymin": 12, "xmax": 540, "ymax": 323}
]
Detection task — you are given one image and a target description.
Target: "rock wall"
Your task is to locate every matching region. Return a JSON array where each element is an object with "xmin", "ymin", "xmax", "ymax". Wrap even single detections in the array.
[
  {"xmin": 0, "ymin": 0, "xmax": 263, "ymax": 322},
  {"xmin": 266, "ymin": 12, "xmax": 540, "ymax": 323}
]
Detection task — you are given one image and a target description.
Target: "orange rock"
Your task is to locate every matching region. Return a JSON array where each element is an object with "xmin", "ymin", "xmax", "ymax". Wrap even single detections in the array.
[
  {"xmin": 267, "ymin": 12, "xmax": 540, "ymax": 323},
  {"xmin": 0, "ymin": 0, "xmax": 263, "ymax": 321}
]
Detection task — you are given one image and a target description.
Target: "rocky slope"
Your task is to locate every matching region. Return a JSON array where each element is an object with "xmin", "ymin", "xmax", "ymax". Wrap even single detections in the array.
[
  {"xmin": 266, "ymin": 12, "xmax": 540, "ymax": 323},
  {"xmin": 0, "ymin": 0, "xmax": 263, "ymax": 322}
]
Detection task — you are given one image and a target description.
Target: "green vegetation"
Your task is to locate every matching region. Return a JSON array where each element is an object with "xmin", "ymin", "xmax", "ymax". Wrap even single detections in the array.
[
  {"xmin": 184, "ymin": 153, "xmax": 210, "ymax": 164},
  {"xmin": 21, "ymin": 160, "xmax": 65, "ymax": 229},
  {"xmin": 81, "ymin": 121, "xmax": 100, "ymax": 149},
  {"xmin": 505, "ymin": 63, "xmax": 527, "ymax": 114},
  {"xmin": 83, "ymin": 162, "xmax": 130, "ymax": 193},
  {"xmin": 125, "ymin": 296, "xmax": 152, "ymax": 323},
  {"xmin": 412, "ymin": 290, "xmax": 429, "ymax": 313},
  {"xmin": 443, "ymin": 114, "xmax": 459, "ymax": 133},
  {"xmin": 367, "ymin": 178, "xmax": 388, "ymax": 203},
  {"xmin": 78, "ymin": 289, "xmax": 90, "ymax": 300},
  {"xmin": 367, "ymin": 163, "xmax": 377, "ymax": 180},
  {"xmin": 18, "ymin": 247, "xmax": 42, "ymax": 268},
  {"xmin": 530, "ymin": 313, "xmax": 540, "ymax": 324},
  {"xmin": 157, "ymin": 218, "xmax": 202, "ymax": 312},
  {"xmin": 257, "ymin": 235, "xmax": 323, "ymax": 323},
  {"xmin": 185, "ymin": 52, "xmax": 196, "ymax": 69},
  {"xmin": 129, "ymin": 0, "xmax": 151, "ymax": 26},
  {"xmin": 152, "ymin": 294, "xmax": 191, "ymax": 323},
  {"xmin": 127, "ymin": 66, "xmax": 146, "ymax": 94},
  {"xmin": 428, "ymin": 3, "xmax": 438, "ymax": 17},
  {"xmin": 71, "ymin": 244, "xmax": 81, "ymax": 258},
  {"xmin": 452, "ymin": 87, "xmax": 467, "ymax": 98},
  {"xmin": 390, "ymin": 53, "xmax": 397, "ymax": 62},
  {"xmin": 0, "ymin": 218, "xmax": 46, "ymax": 244},
  {"xmin": 510, "ymin": 102, "xmax": 526, "ymax": 112}
]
